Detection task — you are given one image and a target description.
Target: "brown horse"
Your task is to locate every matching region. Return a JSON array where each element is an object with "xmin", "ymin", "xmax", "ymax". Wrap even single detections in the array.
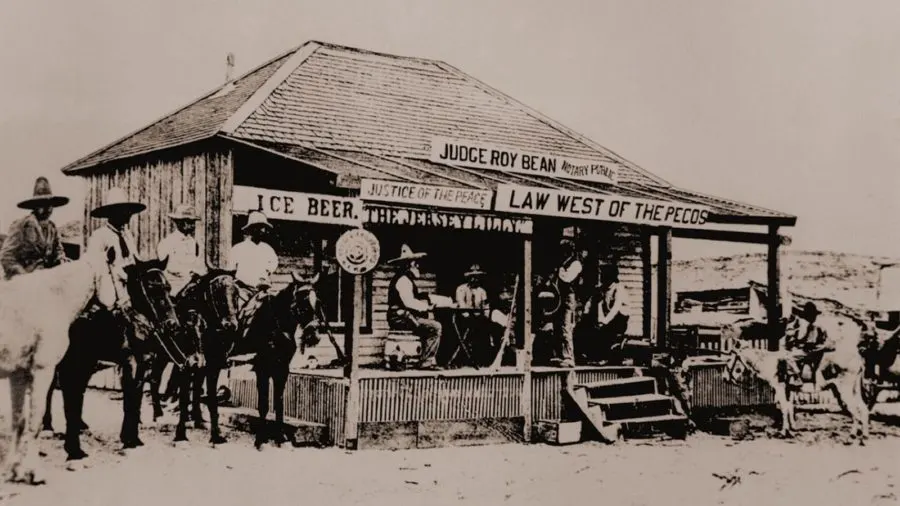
[
  {"xmin": 49, "ymin": 257, "xmax": 198, "ymax": 460},
  {"xmin": 146, "ymin": 269, "xmax": 241, "ymax": 445},
  {"xmin": 721, "ymin": 313, "xmax": 876, "ymax": 443},
  {"xmin": 229, "ymin": 271, "xmax": 325, "ymax": 449}
]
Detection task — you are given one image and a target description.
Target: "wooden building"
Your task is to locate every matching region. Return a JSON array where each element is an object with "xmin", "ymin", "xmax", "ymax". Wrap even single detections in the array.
[{"xmin": 61, "ymin": 41, "xmax": 796, "ymax": 448}]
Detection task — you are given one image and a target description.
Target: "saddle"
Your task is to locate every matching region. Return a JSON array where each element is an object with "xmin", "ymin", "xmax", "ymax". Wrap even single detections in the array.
[{"xmin": 235, "ymin": 286, "xmax": 272, "ymax": 339}]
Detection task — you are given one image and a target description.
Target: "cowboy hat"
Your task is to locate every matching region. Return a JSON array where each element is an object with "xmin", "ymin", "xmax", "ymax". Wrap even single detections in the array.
[
  {"xmin": 387, "ymin": 244, "xmax": 427, "ymax": 264},
  {"xmin": 242, "ymin": 210, "xmax": 272, "ymax": 232},
  {"xmin": 464, "ymin": 264, "xmax": 486, "ymax": 278},
  {"xmin": 168, "ymin": 204, "xmax": 199, "ymax": 221},
  {"xmin": 17, "ymin": 177, "xmax": 69, "ymax": 209},
  {"xmin": 799, "ymin": 301, "xmax": 821, "ymax": 318},
  {"xmin": 90, "ymin": 187, "xmax": 146, "ymax": 219}
]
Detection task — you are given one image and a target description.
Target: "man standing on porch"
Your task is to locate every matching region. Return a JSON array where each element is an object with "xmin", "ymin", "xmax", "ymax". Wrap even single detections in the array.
[
  {"xmin": 228, "ymin": 210, "xmax": 279, "ymax": 305},
  {"xmin": 387, "ymin": 244, "xmax": 442, "ymax": 370},
  {"xmin": 555, "ymin": 238, "xmax": 584, "ymax": 368}
]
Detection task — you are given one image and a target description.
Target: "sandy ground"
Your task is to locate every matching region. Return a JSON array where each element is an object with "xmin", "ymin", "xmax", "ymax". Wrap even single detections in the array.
[{"xmin": 1, "ymin": 389, "xmax": 899, "ymax": 506}]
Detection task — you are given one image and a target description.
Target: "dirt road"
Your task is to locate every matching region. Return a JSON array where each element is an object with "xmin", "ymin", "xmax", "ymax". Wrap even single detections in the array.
[{"xmin": 2, "ymin": 389, "xmax": 899, "ymax": 506}]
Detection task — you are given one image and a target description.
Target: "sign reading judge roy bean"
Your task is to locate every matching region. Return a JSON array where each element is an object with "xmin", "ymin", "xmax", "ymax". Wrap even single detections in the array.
[
  {"xmin": 494, "ymin": 184, "xmax": 711, "ymax": 228},
  {"xmin": 429, "ymin": 137, "xmax": 619, "ymax": 185},
  {"xmin": 359, "ymin": 179, "xmax": 492, "ymax": 211}
]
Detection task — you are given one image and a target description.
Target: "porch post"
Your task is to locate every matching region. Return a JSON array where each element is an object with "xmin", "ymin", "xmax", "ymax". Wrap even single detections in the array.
[
  {"xmin": 521, "ymin": 237, "xmax": 534, "ymax": 442},
  {"xmin": 641, "ymin": 230, "xmax": 653, "ymax": 341},
  {"xmin": 656, "ymin": 228, "xmax": 672, "ymax": 349},
  {"xmin": 766, "ymin": 225, "xmax": 782, "ymax": 351},
  {"xmin": 342, "ymin": 273, "xmax": 363, "ymax": 449}
]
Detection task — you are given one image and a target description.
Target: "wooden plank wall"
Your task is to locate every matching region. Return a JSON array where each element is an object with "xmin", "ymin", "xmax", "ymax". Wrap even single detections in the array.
[
  {"xmin": 76, "ymin": 146, "xmax": 234, "ymax": 267},
  {"xmin": 593, "ymin": 225, "xmax": 645, "ymax": 337}
]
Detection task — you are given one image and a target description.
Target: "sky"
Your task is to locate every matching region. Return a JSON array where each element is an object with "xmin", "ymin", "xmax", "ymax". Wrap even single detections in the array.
[{"xmin": 1, "ymin": 0, "xmax": 898, "ymax": 260}]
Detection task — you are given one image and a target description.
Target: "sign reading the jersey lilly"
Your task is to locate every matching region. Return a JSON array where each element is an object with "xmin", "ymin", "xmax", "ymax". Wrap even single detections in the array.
[
  {"xmin": 233, "ymin": 185, "xmax": 363, "ymax": 226},
  {"xmin": 429, "ymin": 137, "xmax": 619, "ymax": 185}
]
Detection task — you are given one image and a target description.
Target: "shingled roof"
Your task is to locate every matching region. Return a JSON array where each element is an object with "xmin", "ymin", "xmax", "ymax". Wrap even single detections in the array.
[{"xmin": 60, "ymin": 40, "xmax": 796, "ymax": 224}]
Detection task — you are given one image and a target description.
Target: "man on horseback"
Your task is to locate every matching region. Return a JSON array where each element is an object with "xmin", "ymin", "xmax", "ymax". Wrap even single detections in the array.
[
  {"xmin": 156, "ymin": 204, "xmax": 207, "ymax": 296},
  {"xmin": 227, "ymin": 211, "xmax": 279, "ymax": 330},
  {"xmin": 1, "ymin": 177, "xmax": 70, "ymax": 279},
  {"xmin": 784, "ymin": 302, "xmax": 829, "ymax": 387},
  {"xmin": 85, "ymin": 187, "xmax": 146, "ymax": 308}
]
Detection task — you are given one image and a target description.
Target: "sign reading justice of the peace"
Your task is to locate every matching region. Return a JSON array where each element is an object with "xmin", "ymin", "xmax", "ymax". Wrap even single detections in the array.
[
  {"xmin": 365, "ymin": 205, "xmax": 533, "ymax": 235},
  {"xmin": 429, "ymin": 137, "xmax": 619, "ymax": 185},
  {"xmin": 233, "ymin": 185, "xmax": 363, "ymax": 226},
  {"xmin": 335, "ymin": 228, "xmax": 381, "ymax": 275},
  {"xmin": 359, "ymin": 179, "xmax": 493, "ymax": 211},
  {"xmin": 494, "ymin": 184, "xmax": 711, "ymax": 228}
]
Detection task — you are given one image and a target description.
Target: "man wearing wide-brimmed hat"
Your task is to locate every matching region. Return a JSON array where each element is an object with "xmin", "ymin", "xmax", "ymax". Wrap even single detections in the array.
[
  {"xmin": 156, "ymin": 204, "xmax": 207, "ymax": 295},
  {"xmin": 85, "ymin": 187, "xmax": 147, "ymax": 307},
  {"xmin": 554, "ymin": 237, "xmax": 585, "ymax": 368},
  {"xmin": 0, "ymin": 177, "xmax": 71, "ymax": 279},
  {"xmin": 227, "ymin": 210, "xmax": 278, "ymax": 303},
  {"xmin": 784, "ymin": 301, "xmax": 830, "ymax": 387},
  {"xmin": 387, "ymin": 244, "xmax": 442, "ymax": 369}
]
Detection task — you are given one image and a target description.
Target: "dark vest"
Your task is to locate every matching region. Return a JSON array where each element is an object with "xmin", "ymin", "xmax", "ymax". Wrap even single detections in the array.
[{"xmin": 388, "ymin": 272, "xmax": 426, "ymax": 319}]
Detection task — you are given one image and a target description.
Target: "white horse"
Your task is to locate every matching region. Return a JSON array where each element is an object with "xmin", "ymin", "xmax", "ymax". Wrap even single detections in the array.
[
  {"xmin": 0, "ymin": 249, "xmax": 118, "ymax": 485},
  {"xmin": 721, "ymin": 313, "xmax": 874, "ymax": 443}
]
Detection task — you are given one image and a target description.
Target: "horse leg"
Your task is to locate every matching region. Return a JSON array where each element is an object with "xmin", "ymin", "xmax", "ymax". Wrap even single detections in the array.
[
  {"xmin": 61, "ymin": 367, "xmax": 90, "ymax": 461},
  {"xmin": 4, "ymin": 369, "xmax": 28, "ymax": 481},
  {"xmin": 207, "ymin": 366, "xmax": 227, "ymax": 445},
  {"xmin": 148, "ymin": 357, "xmax": 166, "ymax": 421},
  {"xmin": 254, "ymin": 369, "xmax": 270, "ymax": 450},
  {"xmin": 191, "ymin": 369, "xmax": 206, "ymax": 428},
  {"xmin": 272, "ymin": 367, "xmax": 289, "ymax": 446},
  {"xmin": 11, "ymin": 365, "xmax": 56, "ymax": 485},
  {"xmin": 173, "ymin": 366, "xmax": 191, "ymax": 443},
  {"xmin": 773, "ymin": 384, "xmax": 793, "ymax": 438},
  {"xmin": 119, "ymin": 356, "xmax": 143, "ymax": 448},
  {"xmin": 41, "ymin": 367, "xmax": 58, "ymax": 433}
]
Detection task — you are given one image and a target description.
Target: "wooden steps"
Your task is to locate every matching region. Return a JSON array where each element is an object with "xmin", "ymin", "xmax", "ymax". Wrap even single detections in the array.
[{"xmin": 562, "ymin": 371, "xmax": 689, "ymax": 443}]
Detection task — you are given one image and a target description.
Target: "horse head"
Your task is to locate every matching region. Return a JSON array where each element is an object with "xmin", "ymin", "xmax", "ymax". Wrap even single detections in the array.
[
  {"xmin": 123, "ymin": 257, "xmax": 181, "ymax": 338},
  {"xmin": 288, "ymin": 270, "xmax": 323, "ymax": 349},
  {"xmin": 200, "ymin": 269, "xmax": 240, "ymax": 334},
  {"xmin": 719, "ymin": 319, "xmax": 764, "ymax": 386}
]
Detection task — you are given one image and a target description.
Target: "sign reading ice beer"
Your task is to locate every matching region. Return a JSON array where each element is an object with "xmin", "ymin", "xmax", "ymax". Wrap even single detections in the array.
[
  {"xmin": 429, "ymin": 137, "xmax": 619, "ymax": 185},
  {"xmin": 494, "ymin": 184, "xmax": 711, "ymax": 228},
  {"xmin": 359, "ymin": 179, "xmax": 492, "ymax": 211},
  {"xmin": 233, "ymin": 185, "xmax": 362, "ymax": 226}
]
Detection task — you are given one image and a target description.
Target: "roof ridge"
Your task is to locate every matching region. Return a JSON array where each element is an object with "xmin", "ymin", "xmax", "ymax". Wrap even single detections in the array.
[
  {"xmin": 432, "ymin": 60, "xmax": 673, "ymax": 187},
  {"xmin": 60, "ymin": 43, "xmax": 305, "ymax": 174},
  {"xmin": 308, "ymin": 40, "xmax": 441, "ymax": 64}
]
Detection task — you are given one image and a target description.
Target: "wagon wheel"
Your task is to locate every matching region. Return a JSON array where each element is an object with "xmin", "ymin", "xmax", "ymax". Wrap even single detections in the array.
[{"xmin": 861, "ymin": 376, "xmax": 879, "ymax": 411}]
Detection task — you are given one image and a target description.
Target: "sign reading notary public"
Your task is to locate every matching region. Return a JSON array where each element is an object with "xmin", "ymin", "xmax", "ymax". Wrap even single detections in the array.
[
  {"xmin": 429, "ymin": 137, "xmax": 619, "ymax": 185},
  {"xmin": 359, "ymin": 179, "xmax": 492, "ymax": 211},
  {"xmin": 233, "ymin": 185, "xmax": 362, "ymax": 226},
  {"xmin": 494, "ymin": 184, "xmax": 711, "ymax": 228}
]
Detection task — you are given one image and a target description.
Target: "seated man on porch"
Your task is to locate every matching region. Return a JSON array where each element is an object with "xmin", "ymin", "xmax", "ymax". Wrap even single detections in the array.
[
  {"xmin": 387, "ymin": 245, "xmax": 442, "ymax": 370},
  {"xmin": 577, "ymin": 264, "xmax": 631, "ymax": 364},
  {"xmin": 783, "ymin": 302, "xmax": 829, "ymax": 388},
  {"xmin": 455, "ymin": 264, "xmax": 509, "ymax": 365}
]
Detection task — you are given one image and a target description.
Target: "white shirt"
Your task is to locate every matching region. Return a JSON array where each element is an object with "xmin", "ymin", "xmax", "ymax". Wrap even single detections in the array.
[
  {"xmin": 156, "ymin": 230, "xmax": 207, "ymax": 294},
  {"xmin": 227, "ymin": 239, "xmax": 278, "ymax": 287},
  {"xmin": 85, "ymin": 224, "xmax": 139, "ymax": 307},
  {"xmin": 395, "ymin": 275, "xmax": 431, "ymax": 313},
  {"xmin": 558, "ymin": 259, "xmax": 583, "ymax": 284}
]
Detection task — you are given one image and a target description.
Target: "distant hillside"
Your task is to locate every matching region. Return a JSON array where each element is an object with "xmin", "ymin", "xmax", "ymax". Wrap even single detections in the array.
[{"xmin": 673, "ymin": 251, "xmax": 900, "ymax": 310}]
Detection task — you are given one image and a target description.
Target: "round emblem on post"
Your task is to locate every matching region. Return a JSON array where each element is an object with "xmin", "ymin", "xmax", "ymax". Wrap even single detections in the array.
[{"xmin": 335, "ymin": 228, "xmax": 381, "ymax": 275}]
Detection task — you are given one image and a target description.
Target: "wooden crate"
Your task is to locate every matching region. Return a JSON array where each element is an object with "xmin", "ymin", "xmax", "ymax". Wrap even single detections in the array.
[{"xmin": 534, "ymin": 419, "xmax": 582, "ymax": 445}]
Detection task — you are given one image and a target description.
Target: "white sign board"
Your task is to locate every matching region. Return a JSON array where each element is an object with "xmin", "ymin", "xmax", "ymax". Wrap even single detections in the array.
[
  {"xmin": 493, "ymin": 184, "xmax": 711, "ymax": 228},
  {"xmin": 429, "ymin": 136, "xmax": 619, "ymax": 185},
  {"xmin": 359, "ymin": 179, "xmax": 492, "ymax": 211},
  {"xmin": 364, "ymin": 205, "xmax": 533, "ymax": 235},
  {"xmin": 877, "ymin": 264, "xmax": 900, "ymax": 311},
  {"xmin": 233, "ymin": 185, "xmax": 362, "ymax": 226}
]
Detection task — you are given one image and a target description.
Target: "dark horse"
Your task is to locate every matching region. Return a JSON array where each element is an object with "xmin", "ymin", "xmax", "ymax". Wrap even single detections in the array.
[
  {"xmin": 48, "ymin": 257, "xmax": 201, "ymax": 459},
  {"xmin": 231, "ymin": 271, "xmax": 325, "ymax": 449},
  {"xmin": 146, "ymin": 269, "xmax": 241, "ymax": 445}
]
